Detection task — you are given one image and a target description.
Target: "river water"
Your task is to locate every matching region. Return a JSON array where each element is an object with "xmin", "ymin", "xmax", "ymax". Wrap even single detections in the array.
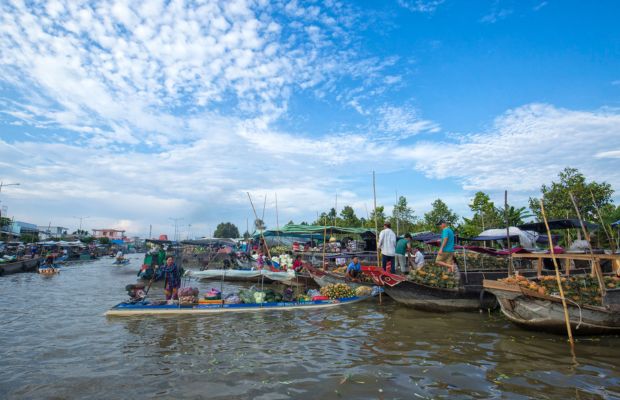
[{"xmin": 1, "ymin": 254, "xmax": 618, "ymax": 399}]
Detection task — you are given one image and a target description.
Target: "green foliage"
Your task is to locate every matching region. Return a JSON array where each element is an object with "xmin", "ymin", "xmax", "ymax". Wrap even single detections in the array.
[
  {"xmin": 0, "ymin": 216, "xmax": 11, "ymax": 228},
  {"xmin": 423, "ymin": 199, "xmax": 458, "ymax": 230},
  {"xmin": 391, "ymin": 196, "xmax": 418, "ymax": 234},
  {"xmin": 20, "ymin": 233, "xmax": 39, "ymax": 243},
  {"xmin": 80, "ymin": 236, "xmax": 95, "ymax": 244},
  {"xmin": 365, "ymin": 206, "xmax": 386, "ymax": 229},
  {"xmin": 339, "ymin": 205, "xmax": 360, "ymax": 227},
  {"xmin": 243, "ymin": 230, "xmax": 251, "ymax": 240},
  {"xmin": 213, "ymin": 222, "xmax": 240, "ymax": 238},
  {"xmin": 72, "ymin": 229, "xmax": 89, "ymax": 237},
  {"xmin": 529, "ymin": 167, "xmax": 614, "ymax": 221},
  {"xmin": 496, "ymin": 205, "xmax": 533, "ymax": 226},
  {"xmin": 98, "ymin": 237, "xmax": 111, "ymax": 245}
]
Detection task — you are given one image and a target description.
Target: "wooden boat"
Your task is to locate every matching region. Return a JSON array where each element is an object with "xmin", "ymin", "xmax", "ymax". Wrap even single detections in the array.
[
  {"xmin": 38, "ymin": 265, "xmax": 60, "ymax": 275},
  {"xmin": 367, "ymin": 268, "xmax": 511, "ymax": 312},
  {"xmin": 0, "ymin": 257, "xmax": 40, "ymax": 275},
  {"xmin": 304, "ymin": 264, "xmax": 375, "ymax": 290},
  {"xmin": 112, "ymin": 259, "xmax": 130, "ymax": 266},
  {"xmin": 484, "ymin": 279, "xmax": 620, "ymax": 335},
  {"xmin": 105, "ymin": 295, "xmax": 370, "ymax": 316}
]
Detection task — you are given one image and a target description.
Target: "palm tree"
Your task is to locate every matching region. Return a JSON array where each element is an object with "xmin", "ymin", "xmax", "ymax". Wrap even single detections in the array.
[{"xmin": 495, "ymin": 206, "xmax": 534, "ymax": 227}]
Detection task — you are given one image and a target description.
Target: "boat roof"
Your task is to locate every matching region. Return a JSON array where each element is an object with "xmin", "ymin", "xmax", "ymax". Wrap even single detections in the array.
[{"xmin": 518, "ymin": 218, "xmax": 599, "ymax": 232}]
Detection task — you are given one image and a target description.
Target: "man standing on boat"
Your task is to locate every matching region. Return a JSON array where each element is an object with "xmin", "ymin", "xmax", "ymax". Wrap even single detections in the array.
[
  {"xmin": 379, "ymin": 222, "xmax": 397, "ymax": 273},
  {"xmin": 436, "ymin": 220, "xmax": 455, "ymax": 273},
  {"xmin": 395, "ymin": 233, "xmax": 412, "ymax": 274}
]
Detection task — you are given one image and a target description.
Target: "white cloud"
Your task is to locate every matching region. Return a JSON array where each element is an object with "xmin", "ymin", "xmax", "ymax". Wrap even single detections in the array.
[
  {"xmin": 377, "ymin": 105, "xmax": 440, "ymax": 138},
  {"xmin": 480, "ymin": 7, "xmax": 513, "ymax": 24},
  {"xmin": 403, "ymin": 103, "xmax": 620, "ymax": 192},
  {"xmin": 398, "ymin": 0, "xmax": 445, "ymax": 14}
]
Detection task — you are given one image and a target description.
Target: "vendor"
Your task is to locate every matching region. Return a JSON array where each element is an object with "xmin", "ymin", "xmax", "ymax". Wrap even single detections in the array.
[
  {"xmin": 116, "ymin": 250, "xmax": 124, "ymax": 261},
  {"xmin": 345, "ymin": 256, "xmax": 362, "ymax": 282},
  {"xmin": 162, "ymin": 256, "xmax": 181, "ymax": 301},
  {"xmin": 292, "ymin": 255, "xmax": 303, "ymax": 272}
]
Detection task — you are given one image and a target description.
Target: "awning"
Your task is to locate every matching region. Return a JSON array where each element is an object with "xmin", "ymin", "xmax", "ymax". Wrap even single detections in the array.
[{"xmin": 518, "ymin": 218, "xmax": 599, "ymax": 232}]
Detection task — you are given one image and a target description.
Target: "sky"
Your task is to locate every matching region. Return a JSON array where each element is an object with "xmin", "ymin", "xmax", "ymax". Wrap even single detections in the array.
[{"xmin": 0, "ymin": 0, "xmax": 619, "ymax": 238}]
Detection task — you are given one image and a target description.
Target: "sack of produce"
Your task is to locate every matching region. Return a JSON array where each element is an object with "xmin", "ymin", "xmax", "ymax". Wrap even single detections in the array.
[
  {"xmin": 355, "ymin": 286, "xmax": 372, "ymax": 296},
  {"xmin": 239, "ymin": 289, "xmax": 257, "ymax": 304},
  {"xmin": 282, "ymin": 287, "xmax": 295, "ymax": 302},
  {"xmin": 224, "ymin": 294, "xmax": 241, "ymax": 304}
]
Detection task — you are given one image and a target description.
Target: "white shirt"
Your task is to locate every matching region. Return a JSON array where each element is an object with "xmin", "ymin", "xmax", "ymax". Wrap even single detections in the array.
[
  {"xmin": 378, "ymin": 228, "xmax": 396, "ymax": 256},
  {"xmin": 116, "ymin": 251, "xmax": 123, "ymax": 258},
  {"xmin": 414, "ymin": 251, "xmax": 425, "ymax": 268}
]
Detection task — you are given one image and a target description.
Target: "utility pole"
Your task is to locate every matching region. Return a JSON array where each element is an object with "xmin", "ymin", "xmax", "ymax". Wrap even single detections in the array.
[
  {"xmin": 72, "ymin": 216, "xmax": 90, "ymax": 234},
  {"xmin": 0, "ymin": 181, "xmax": 20, "ymax": 221}
]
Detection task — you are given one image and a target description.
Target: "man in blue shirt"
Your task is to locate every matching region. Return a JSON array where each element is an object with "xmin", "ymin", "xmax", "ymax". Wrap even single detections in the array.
[
  {"xmin": 436, "ymin": 220, "xmax": 456, "ymax": 272},
  {"xmin": 345, "ymin": 256, "xmax": 362, "ymax": 282}
]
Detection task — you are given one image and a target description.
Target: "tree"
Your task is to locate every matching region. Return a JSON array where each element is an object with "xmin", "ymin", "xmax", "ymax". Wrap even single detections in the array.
[
  {"xmin": 81, "ymin": 236, "xmax": 95, "ymax": 244},
  {"xmin": 391, "ymin": 196, "xmax": 417, "ymax": 234},
  {"xmin": 72, "ymin": 229, "xmax": 89, "ymax": 237},
  {"xmin": 529, "ymin": 167, "xmax": 614, "ymax": 221},
  {"xmin": 496, "ymin": 205, "xmax": 533, "ymax": 227},
  {"xmin": 20, "ymin": 233, "xmax": 39, "ymax": 243},
  {"xmin": 365, "ymin": 206, "xmax": 386, "ymax": 229},
  {"xmin": 423, "ymin": 199, "xmax": 458, "ymax": 230},
  {"xmin": 98, "ymin": 237, "xmax": 111, "ymax": 245},
  {"xmin": 340, "ymin": 206, "xmax": 360, "ymax": 227},
  {"xmin": 286, "ymin": 220, "xmax": 294, "ymax": 225},
  {"xmin": 0, "ymin": 217, "xmax": 11, "ymax": 228},
  {"xmin": 460, "ymin": 192, "xmax": 502, "ymax": 237},
  {"xmin": 214, "ymin": 222, "xmax": 240, "ymax": 238},
  {"xmin": 242, "ymin": 231, "xmax": 251, "ymax": 240}
]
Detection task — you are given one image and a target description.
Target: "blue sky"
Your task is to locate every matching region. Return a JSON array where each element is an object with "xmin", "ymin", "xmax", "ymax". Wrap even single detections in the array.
[{"xmin": 0, "ymin": 0, "xmax": 619, "ymax": 238}]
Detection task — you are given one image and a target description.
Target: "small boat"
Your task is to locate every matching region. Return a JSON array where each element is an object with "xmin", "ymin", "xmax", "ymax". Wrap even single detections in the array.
[
  {"xmin": 483, "ymin": 278, "xmax": 620, "ymax": 335},
  {"xmin": 112, "ymin": 259, "xmax": 130, "ymax": 266},
  {"xmin": 0, "ymin": 257, "xmax": 41, "ymax": 275},
  {"xmin": 305, "ymin": 264, "xmax": 375, "ymax": 290},
  {"xmin": 105, "ymin": 295, "xmax": 370, "ymax": 316},
  {"xmin": 38, "ymin": 265, "xmax": 60, "ymax": 275}
]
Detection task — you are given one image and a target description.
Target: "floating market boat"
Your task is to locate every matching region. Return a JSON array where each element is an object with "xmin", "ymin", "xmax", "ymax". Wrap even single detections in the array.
[
  {"xmin": 483, "ymin": 253, "xmax": 620, "ymax": 335},
  {"xmin": 305, "ymin": 264, "xmax": 376, "ymax": 290},
  {"xmin": 112, "ymin": 259, "xmax": 130, "ymax": 266},
  {"xmin": 189, "ymin": 268, "xmax": 315, "ymax": 286},
  {"xmin": 483, "ymin": 279, "xmax": 620, "ymax": 335},
  {"xmin": 38, "ymin": 265, "xmax": 60, "ymax": 275},
  {"xmin": 105, "ymin": 295, "xmax": 370, "ymax": 316},
  {"xmin": 0, "ymin": 257, "xmax": 40, "ymax": 275}
]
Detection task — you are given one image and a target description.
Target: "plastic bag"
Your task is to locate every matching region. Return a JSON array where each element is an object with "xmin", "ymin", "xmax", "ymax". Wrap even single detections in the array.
[
  {"xmin": 307, "ymin": 289, "xmax": 320, "ymax": 298},
  {"xmin": 371, "ymin": 286, "xmax": 384, "ymax": 297},
  {"xmin": 282, "ymin": 287, "xmax": 295, "ymax": 302},
  {"xmin": 224, "ymin": 294, "xmax": 241, "ymax": 304}
]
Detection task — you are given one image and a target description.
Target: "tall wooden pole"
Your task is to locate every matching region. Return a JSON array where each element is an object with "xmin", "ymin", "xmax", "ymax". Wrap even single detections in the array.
[
  {"xmin": 540, "ymin": 199, "xmax": 575, "ymax": 349},
  {"xmin": 373, "ymin": 171, "xmax": 380, "ymax": 269},
  {"xmin": 590, "ymin": 189, "xmax": 618, "ymax": 250},
  {"xmin": 322, "ymin": 216, "xmax": 328, "ymax": 270},
  {"xmin": 569, "ymin": 192, "xmax": 606, "ymax": 296},
  {"xmin": 504, "ymin": 190, "xmax": 514, "ymax": 274}
]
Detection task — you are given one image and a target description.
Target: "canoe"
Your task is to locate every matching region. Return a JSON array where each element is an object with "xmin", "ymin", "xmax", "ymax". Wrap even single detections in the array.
[
  {"xmin": 0, "ymin": 257, "xmax": 41, "ymax": 275},
  {"xmin": 112, "ymin": 259, "xmax": 130, "ymax": 266},
  {"xmin": 483, "ymin": 279, "xmax": 620, "ymax": 335},
  {"xmin": 38, "ymin": 266, "xmax": 60, "ymax": 275},
  {"xmin": 105, "ymin": 295, "xmax": 370, "ymax": 316},
  {"xmin": 304, "ymin": 264, "xmax": 375, "ymax": 290}
]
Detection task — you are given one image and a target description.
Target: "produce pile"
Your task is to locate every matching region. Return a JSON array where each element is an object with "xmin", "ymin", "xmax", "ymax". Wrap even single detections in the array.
[
  {"xmin": 271, "ymin": 253, "xmax": 293, "ymax": 269},
  {"xmin": 457, "ymin": 251, "xmax": 532, "ymax": 271},
  {"xmin": 320, "ymin": 283, "xmax": 355, "ymax": 299},
  {"xmin": 179, "ymin": 287, "xmax": 199, "ymax": 304},
  {"xmin": 408, "ymin": 263, "xmax": 459, "ymax": 289},
  {"xmin": 269, "ymin": 246, "xmax": 289, "ymax": 256},
  {"xmin": 355, "ymin": 286, "xmax": 372, "ymax": 296},
  {"xmin": 331, "ymin": 266, "xmax": 374, "ymax": 283},
  {"xmin": 499, "ymin": 274, "xmax": 620, "ymax": 306}
]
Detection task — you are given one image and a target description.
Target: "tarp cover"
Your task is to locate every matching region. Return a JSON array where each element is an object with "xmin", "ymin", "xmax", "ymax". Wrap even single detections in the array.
[
  {"xmin": 471, "ymin": 227, "xmax": 539, "ymax": 249},
  {"xmin": 255, "ymin": 224, "xmax": 375, "ymax": 238},
  {"xmin": 518, "ymin": 218, "xmax": 599, "ymax": 232}
]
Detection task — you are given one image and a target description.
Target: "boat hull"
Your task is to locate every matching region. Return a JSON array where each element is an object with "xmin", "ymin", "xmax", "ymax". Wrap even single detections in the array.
[
  {"xmin": 105, "ymin": 296, "xmax": 369, "ymax": 316},
  {"xmin": 485, "ymin": 280, "xmax": 620, "ymax": 335},
  {"xmin": 0, "ymin": 258, "xmax": 40, "ymax": 275},
  {"xmin": 305, "ymin": 265, "xmax": 374, "ymax": 290}
]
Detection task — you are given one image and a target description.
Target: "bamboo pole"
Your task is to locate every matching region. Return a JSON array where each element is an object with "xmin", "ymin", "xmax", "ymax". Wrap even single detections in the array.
[
  {"xmin": 590, "ymin": 189, "xmax": 618, "ymax": 250},
  {"xmin": 247, "ymin": 193, "xmax": 273, "ymax": 264},
  {"xmin": 569, "ymin": 192, "xmax": 606, "ymax": 296},
  {"xmin": 540, "ymin": 199, "xmax": 575, "ymax": 348},
  {"xmin": 373, "ymin": 171, "xmax": 382, "ymax": 305},
  {"xmin": 504, "ymin": 190, "xmax": 514, "ymax": 275},
  {"xmin": 322, "ymin": 215, "xmax": 327, "ymax": 270},
  {"xmin": 373, "ymin": 171, "xmax": 380, "ymax": 269}
]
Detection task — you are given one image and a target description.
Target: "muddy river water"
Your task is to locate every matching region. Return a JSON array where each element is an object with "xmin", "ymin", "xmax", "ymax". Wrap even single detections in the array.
[{"xmin": 1, "ymin": 254, "xmax": 618, "ymax": 399}]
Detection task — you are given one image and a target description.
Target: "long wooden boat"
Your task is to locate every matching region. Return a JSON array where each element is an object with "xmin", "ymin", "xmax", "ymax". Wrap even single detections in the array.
[
  {"xmin": 105, "ymin": 295, "xmax": 370, "ymax": 316},
  {"xmin": 0, "ymin": 257, "xmax": 41, "ymax": 275},
  {"xmin": 304, "ymin": 264, "xmax": 375, "ymax": 290},
  {"xmin": 484, "ymin": 279, "xmax": 620, "ymax": 335}
]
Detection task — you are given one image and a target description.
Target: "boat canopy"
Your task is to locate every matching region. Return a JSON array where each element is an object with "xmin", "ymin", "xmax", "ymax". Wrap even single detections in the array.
[
  {"xmin": 518, "ymin": 218, "xmax": 598, "ymax": 232},
  {"xmin": 254, "ymin": 224, "xmax": 375, "ymax": 239},
  {"xmin": 181, "ymin": 238, "xmax": 237, "ymax": 246},
  {"xmin": 611, "ymin": 220, "xmax": 620, "ymax": 227},
  {"xmin": 470, "ymin": 227, "xmax": 540, "ymax": 249}
]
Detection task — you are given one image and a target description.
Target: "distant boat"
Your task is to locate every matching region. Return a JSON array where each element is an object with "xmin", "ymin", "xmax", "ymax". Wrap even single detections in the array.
[{"xmin": 0, "ymin": 257, "xmax": 40, "ymax": 275}]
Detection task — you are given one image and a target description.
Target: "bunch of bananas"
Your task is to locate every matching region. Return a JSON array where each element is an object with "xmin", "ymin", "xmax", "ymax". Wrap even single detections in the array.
[{"xmin": 320, "ymin": 283, "xmax": 355, "ymax": 299}]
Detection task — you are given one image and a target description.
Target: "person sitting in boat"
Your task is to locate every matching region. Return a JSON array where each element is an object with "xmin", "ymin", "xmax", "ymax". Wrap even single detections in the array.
[
  {"xmin": 413, "ymin": 248, "xmax": 425, "ymax": 270},
  {"xmin": 292, "ymin": 255, "xmax": 304, "ymax": 272},
  {"xmin": 162, "ymin": 256, "xmax": 181, "ymax": 301},
  {"xmin": 116, "ymin": 250, "xmax": 124, "ymax": 262},
  {"xmin": 345, "ymin": 256, "xmax": 362, "ymax": 282}
]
